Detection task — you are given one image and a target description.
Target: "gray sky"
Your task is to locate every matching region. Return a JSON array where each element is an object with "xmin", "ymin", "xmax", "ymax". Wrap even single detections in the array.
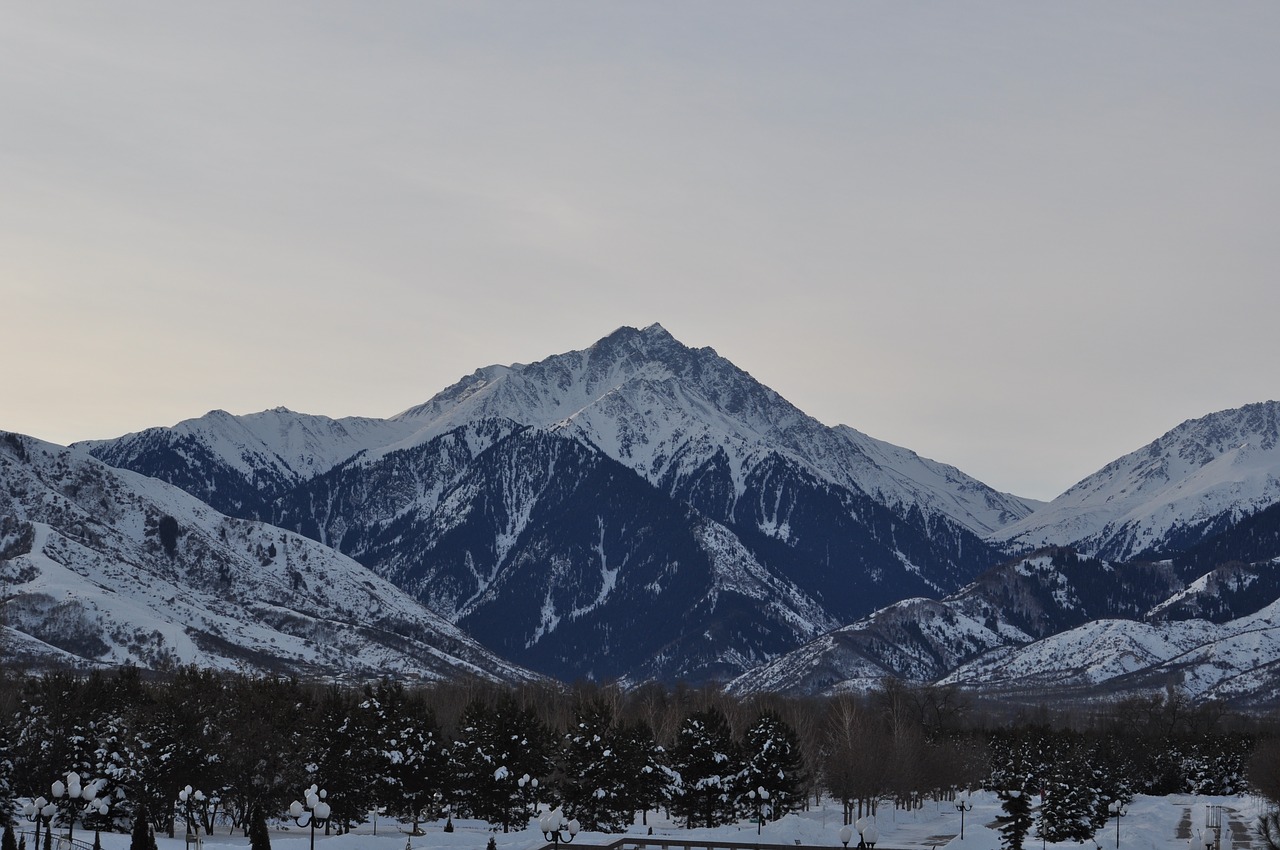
[{"xmin": 3, "ymin": 2, "xmax": 1278, "ymax": 502}]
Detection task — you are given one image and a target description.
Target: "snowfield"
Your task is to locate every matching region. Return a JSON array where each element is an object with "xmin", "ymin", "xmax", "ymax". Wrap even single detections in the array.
[{"xmin": 61, "ymin": 793, "xmax": 1272, "ymax": 850}]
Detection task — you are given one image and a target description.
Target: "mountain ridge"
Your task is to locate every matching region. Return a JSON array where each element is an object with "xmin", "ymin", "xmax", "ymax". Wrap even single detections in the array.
[
  {"xmin": 991, "ymin": 400, "xmax": 1280, "ymax": 560},
  {"xmin": 70, "ymin": 324, "xmax": 1020, "ymax": 682},
  {"xmin": 45, "ymin": 326, "xmax": 1280, "ymax": 695}
]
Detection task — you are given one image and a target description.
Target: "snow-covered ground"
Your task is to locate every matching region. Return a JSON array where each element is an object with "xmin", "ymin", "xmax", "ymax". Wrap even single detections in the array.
[{"xmin": 59, "ymin": 793, "xmax": 1274, "ymax": 850}]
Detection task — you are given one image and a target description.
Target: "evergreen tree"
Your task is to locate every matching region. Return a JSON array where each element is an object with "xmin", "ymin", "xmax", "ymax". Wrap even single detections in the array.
[
  {"xmin": 248, "ymin": 806, "xmax": 271, "ymax": 850},
  {"xmin": 449, "ymin": 696, "xmax": 551, "ymax": 832},
  {"xmin": 12, "ymin": 674, "xmax": 98, "ymax": 802},
  {"xmin": 560, "ymin": 701, "xmax": 637, "ymax": 832},
  {"xmin": 1034, "ymin": 735, "xmax": 1100, "ymax": 844},
  {"xmin": 381, "ymin": 686, "xmax": 448, "ymax": 835},
  {"xmin": 996, "ymin": 790, "xmax": 1033, "ymax": 850},
  {"xmin": 218, "ymin": 676, "xmax": 308, "ymax": 831},
  {"xmin": 1037, "ymin": 779, "xmax": 1097, "ymax": 844},
  {"xmin": 125, "ymin": 668, "xmax": 212, "ymax": 837},
  {"xmin": 307, "ymin": 685, "xmax": 385, "ymax": 832},
  {"xmin": 669, "ymin": 708, "xmax": 740, "ymax": 829},
  {"xmin": 130, "ymin": 807, "xmax": 152, "ymax": 850},
  {"xmin": 616, "ymin": 721, "xmax": 673, "ymax": 827},
  {"xmin": 739, "ymin": 711, "xmax": 805, "ymax": 822},
  {"xmin": 3, "ymin": 825, "xmax": 17, "ymax": 850}
]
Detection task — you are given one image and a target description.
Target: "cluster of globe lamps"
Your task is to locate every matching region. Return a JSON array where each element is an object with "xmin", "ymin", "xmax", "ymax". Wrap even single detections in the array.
[
  {"xmin": 838, "ymin": 816, "xmax": 878, "ymax": 849},
  {"xmin": 289, "ymin": 785, "xmax": 333, "ymax": 850},
  {"xmin": 23, "ymin": 773, "xmax": 111, "ymax": 846},
  {"xmin": 538, "ymin": 807, "xmax": 580, "ymax": 849}
]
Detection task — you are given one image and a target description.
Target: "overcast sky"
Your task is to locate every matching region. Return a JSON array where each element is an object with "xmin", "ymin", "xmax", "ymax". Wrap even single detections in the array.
[{"xmin": 3, "ymin": 3, "xmax": 1278, "ymax": 501}]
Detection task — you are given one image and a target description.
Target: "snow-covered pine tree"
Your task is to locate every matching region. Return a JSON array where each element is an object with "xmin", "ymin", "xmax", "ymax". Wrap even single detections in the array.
[
  {"xmin": 739, "ymin": 711, "xmax": 805, "ymax": 822},
  {"xmin": 1034, "ymin": 735, "xmax": 1099, "ymax": 844},
  {"xmin": 995, "ymin": 790, "xmax": 1033, "ymax": 850},
  {"xmin": 616, "ymin": 721, "xmax": 673, "ymax": 827},
  {"xmin": 380, "ymin": 685, "xmax": 448, "ymax": 835},
  {"xmin": 449, "ymin": 696, "xmax": 551, "ymax": 832},
  {"xmin": 306, "ymin": 685, "xmax": 385, "ymax": 833},
  {"xmin": 669, "ymin": 708, "xmax": 741, "ymax": 829},
  {"xmin": 557, "ymin": 706, "xmax": 672, "ymax": 827},
  {"xmin": 560, "ymin": 701, "xmax": 629, "ymax": 829},
  {"xmin": 1037, "ymin": 779, "xmax": 1096, "ymax": 843}
]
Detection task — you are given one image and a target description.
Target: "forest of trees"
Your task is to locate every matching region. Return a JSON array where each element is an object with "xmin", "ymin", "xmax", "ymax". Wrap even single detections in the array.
[{"xmin": 0, "ymin": 665, "xmax": 1274, "ymax": 848}]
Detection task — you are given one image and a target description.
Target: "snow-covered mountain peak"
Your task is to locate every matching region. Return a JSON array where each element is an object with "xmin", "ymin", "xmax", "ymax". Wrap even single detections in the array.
[
  {"xmin": 993, "ymin": 401, "xmax": 1280, "ymax": 560},
  {"xmin": 388, "ymin": 325, "xmax": 1034, "ymax": 535},
  {"xmin": 77, "ymin": 406, "xmax": 416, "ymax": 484}
]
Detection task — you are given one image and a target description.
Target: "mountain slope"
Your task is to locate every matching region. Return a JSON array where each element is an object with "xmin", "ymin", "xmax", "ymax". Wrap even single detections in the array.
[
  {"xmin": 938, "ymin": 597, "xmax": 1280, "ymax": 708},
  {"xmin": 0, "ymin": 431, "xmax": 534, "ymax": 683},
  {"xmin": 727, "ymin": 548, "xmax": 1181, "ymax": 696},
  {"xmin": 992, "ymin": 401, "xmax": 1280, "ymax": 561}
]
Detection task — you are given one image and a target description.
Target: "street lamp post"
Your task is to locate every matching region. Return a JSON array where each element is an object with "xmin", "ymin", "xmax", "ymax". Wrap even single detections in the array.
[
  {"xmin": 289, "ymin": 786, "xmax": 333, "ymax": 850},
  {"xmin": 840, "ymin": 825, "xmax": 853, "ymax": 848},
  {"xmin": 538, "ymin": 808, "xmax": 579, "ymax": 849},
  {"xmin": 178, "ymin": 786, "xmax": 207, "ymax": 837},
  {"xmin": 1108, "ymin": 800, "xmax": 1127, "ymax": 849},
  {"xmin": 518, "ymin": 774, "xmax": 540, "ymax": 822},
  {"xmin": 747, "ymin": 787, "xmax": 771, "ymax": 836},
  {"xmin": 853, "ymin": 817, "xmax": 877, "ymax": 849},
  {"xmin": 22, "ymin": 796, "xmax": 57, "ymax": 850},
  {"xmin": 83, "ymin": 788, "xmax": 111, "ymax": 848},
  {"xmin": 43, "ymin": 772, "xmax": 109, "ymax": 846},
  {"xmin": 956, "ymin": 798, "xmax": 972, "ymax": 840}
]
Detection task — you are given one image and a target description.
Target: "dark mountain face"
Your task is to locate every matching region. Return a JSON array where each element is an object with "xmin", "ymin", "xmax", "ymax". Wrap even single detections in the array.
[
  {"xmin": 728, "ymin": 547, "xmax": 1187, "ymax": 696},
  {"xmin": 86, "ymin": 410, "xmax": 1007, "ymax": 682},
  {"xmin": 1172, "ymin": 500, "xmax": 1280, "ymax": 577},
  {"xmin": 1138, "ymin": 501, "xmax": 1280, "ymax": 624},
  {"xmin": 691, "ymin": 450, "xmax": 994, "ymax": 619},
  {"xmin": 272, "ymin": 424, "xmax": 849, "ymax": 682},
  {"xmin": 956, "ymin": 548, "xmax": 1175, "ymax": 639}
]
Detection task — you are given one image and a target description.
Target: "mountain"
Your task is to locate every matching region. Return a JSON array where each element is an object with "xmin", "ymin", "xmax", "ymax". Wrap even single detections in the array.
[
  {"xmin": 76, "ymin": 324, "xmax": 1035, "ymax": 683},
  {"xmin": 726, "ymin": 548, "xmax": 1180, "ymax": 696},
  {"xmin": 0, "ymin": 431, "xmax": 536, "ymax": 684},
  {"xmin": 991, "ymin": 401, "xmax": 1280, "ymax": 561}
]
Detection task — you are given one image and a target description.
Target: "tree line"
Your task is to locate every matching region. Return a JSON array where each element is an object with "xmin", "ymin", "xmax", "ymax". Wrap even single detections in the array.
[{"xmin": 0, "ymin": 666, "xmax": 1273, "ymax": 847}]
